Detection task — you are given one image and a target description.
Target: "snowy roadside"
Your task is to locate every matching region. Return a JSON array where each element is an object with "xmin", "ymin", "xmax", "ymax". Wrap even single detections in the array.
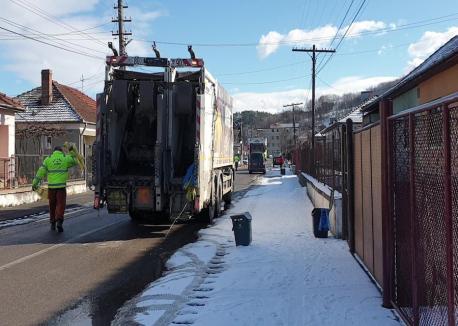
[{"xmin": 112, "ymin": 169, "xmax": 400, "ymax": 326}]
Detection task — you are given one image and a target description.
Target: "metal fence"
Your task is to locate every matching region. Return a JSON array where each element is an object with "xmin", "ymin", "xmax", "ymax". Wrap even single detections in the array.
[
  {"xmin": 0, "ymin": 154, "xmax": 87, "ymax": 188},
  {"xmin": 294, "ymin": 126, "xmax": 344, "ymax": 193},
  {"xmin": 388, "ymin": 97, "xmax": 458, "ymax": 325}
]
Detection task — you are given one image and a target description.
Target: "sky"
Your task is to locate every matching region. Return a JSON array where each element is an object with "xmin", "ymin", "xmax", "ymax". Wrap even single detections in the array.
[{"xmin": 0, "ymin": 0, "xmax": 457, "ymax": 113}]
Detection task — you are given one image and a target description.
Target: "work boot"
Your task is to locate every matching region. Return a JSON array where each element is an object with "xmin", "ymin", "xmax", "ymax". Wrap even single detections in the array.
[
  {"xmin": 56, "ymin": 220, "xmax": 64, "ymax": 233},
  {"xmin": 50, "ymin": 222, "xmax": 56, "ymax": 231}
]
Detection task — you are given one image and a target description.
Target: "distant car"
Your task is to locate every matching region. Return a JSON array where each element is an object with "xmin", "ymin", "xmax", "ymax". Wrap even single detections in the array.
[
  {"xmin": 273, "ymin": 156, "xmax": 284, "ymax": 167},
  {"xmin": 242, "ymin": 158, "xmax": 248, "ymax": 165}
]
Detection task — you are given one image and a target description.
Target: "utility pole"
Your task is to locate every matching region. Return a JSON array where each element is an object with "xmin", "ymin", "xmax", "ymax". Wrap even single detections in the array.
[
  {"xmin": 112, "ymin": 0, "xmax": 132, "ymax": 56},
  {"xmin": 293, "ymin": 45, "xmax": 335, "ymax": 173},
  {"xmin": 80, "ymin": 74, "xmax": 84, "ymax": 92},
  {"xmin": 283, "ymin": 102, "xmax": 303, "ymax": 147}
]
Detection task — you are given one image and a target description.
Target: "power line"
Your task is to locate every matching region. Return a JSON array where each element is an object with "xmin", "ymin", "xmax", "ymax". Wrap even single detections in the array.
[
  {"xmin": 8, "ymin": 0, "xmax": 107, "ymax": 47},
  {"xmin": 221, "ymin": 75, "xmax": 311, "ymax": 85},
  {"xmin": 317, "ymin": 0, "xmax": 367, "ymax": 74},
  {"xmin": 0, "ymin": 25, "xmax": 103, "ymax": 60},
  {"xmin": 0, "ymin": 17, "xmax": 108, "ymax": 55},
  {"xmin": 316, "ymin": 0, "xmax": 355, "ymax": 69},
  {"xmin": 141, "ymin": 12, "xmax": 458, "ymax": 48}
]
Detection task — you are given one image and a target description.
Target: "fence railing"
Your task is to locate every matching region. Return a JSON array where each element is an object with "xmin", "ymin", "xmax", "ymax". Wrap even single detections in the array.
[
  {"xmin": 293, "ymin": 127, "xmax": 344, "ymax": 193},
  {"xmin": 388, "ymin": 97, "xmax": 458, "ymax": 325},
  {"xmin": 0, "ymin": 154, "xmax": 87, "ymax": 189}
]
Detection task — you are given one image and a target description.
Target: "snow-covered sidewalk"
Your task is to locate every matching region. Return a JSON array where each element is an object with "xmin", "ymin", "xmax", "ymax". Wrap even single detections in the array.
[{"xmin": 113, "ymin": 170, "xmax": 399, "ymax": 326}]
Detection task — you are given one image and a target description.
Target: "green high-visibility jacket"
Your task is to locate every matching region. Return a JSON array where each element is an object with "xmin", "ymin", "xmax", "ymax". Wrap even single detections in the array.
[{"xmin": 34, "ymin": 150, "xmax": 78, "ymax": 189}]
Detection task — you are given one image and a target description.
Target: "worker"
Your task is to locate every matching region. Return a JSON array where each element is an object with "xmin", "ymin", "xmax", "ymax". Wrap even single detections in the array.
[
  {"xmin": 32, "ymin": 145, "xmax": 79, "ymax": 232},
  {"xmin": 234, "ymin": 155, "xmax": 240, "ymax": 171}
]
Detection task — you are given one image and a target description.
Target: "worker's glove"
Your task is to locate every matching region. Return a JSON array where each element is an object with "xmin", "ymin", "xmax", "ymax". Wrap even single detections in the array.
[{"xmin": 32, "ymin": 180, "xmax": 39, "ymax": 191}]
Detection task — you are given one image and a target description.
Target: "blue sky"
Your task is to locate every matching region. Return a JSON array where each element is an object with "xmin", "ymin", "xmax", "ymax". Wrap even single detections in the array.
[{"xmin": 0, "ymin": 0, "xmax": 457, "ymax": 112}]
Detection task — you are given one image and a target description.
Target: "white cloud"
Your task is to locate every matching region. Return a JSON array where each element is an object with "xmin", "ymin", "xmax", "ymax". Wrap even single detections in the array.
[
  {"xmin": 257, "ymin": 20, "xmax": 389, "ymax": 59},
  {"xmin": 232, "ymin": 75, "xmax": 397, "ymax": 113},
  {"xmin": 1, "ymin": 0, "xmax": 165, "ymax": 96},
  {"xmin": 406, "ymin": 26, "xmax": 458, "ymax": 72},
  {"xmin": 344, "ymin": 20, "xmax": 387, "ymax": 35},
  {"xmin": 257, "ymin": 31, "xmax": 284, "ymax": 59}
]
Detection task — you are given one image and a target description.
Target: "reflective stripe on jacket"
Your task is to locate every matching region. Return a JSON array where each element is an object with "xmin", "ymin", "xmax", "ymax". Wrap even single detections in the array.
[{"xmin": 34, "ymin": 150, "xmax": 78, "ymax": 189}]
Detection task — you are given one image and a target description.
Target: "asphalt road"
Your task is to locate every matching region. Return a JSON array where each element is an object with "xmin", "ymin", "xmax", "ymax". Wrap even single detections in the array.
[{"xmin": 0, "ymin": 168, "xmax": 260, "ymax": 326}]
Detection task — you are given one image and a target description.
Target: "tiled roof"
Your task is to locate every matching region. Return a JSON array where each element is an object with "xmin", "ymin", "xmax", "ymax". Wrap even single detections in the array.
[
  {"xmin": 55, "ymin": 82, "xmax": 96, "ymax": 123},
  {"xmin": 0, "ymin": 92, "xmax": 24, "ymax": 111},
  {"xmin": 15, "ymin": 82, "xmax": 95, "ymax": 123}
]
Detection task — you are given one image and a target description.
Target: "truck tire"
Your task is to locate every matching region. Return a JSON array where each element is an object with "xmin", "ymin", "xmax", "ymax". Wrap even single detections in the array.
[
  {"xmin": 223, "ymin": 172, "xmax": 233, "ymax": 207},
  {"xmin": 223, "ymin": 191, "xmax": 232, "ymax": 206},
  {"xmin": 214, "ymin": 180, "xmax": 222, "ymax": 218},
  {"xmin": 201, "ymin": 186, "xmax": 216, "ymax": 224}
]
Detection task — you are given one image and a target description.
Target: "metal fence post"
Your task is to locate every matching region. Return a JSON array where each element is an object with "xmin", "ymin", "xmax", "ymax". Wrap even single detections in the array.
[
  {"xmin": 442, "ymin": 104, "xmax": 455, "ymax": 326},
  {"xmin": 332, "ymin": 131, "xmax": 336, "ymax": 190},
  {"xmin": 341, "ymin": 125, "xmax": 348, "ymax": 240},
  {"xmin": 380, "ymin": 99, "xmax": 393, "ymax": 308},
  {"xmin": 408, "ymin": 113, "xmax": 419, "ymax": 325},
  {"xmin": 346, "ymin": 119, "xmax": 355, "ymax": 254}
]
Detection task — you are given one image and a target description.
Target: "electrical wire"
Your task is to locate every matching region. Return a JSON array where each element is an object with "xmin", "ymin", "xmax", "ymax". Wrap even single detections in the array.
[
  {"xmin": 8, "ymin": 0, "xmax": 107, "ymax": 47},
  {"xmin": 0, "ymin": 17, "xmax": 108, "ymax": 55},
  {"xmin": 140, "ymin": 12, "xmax": 458, "ymax": 48},
  {"xmin": 317, "ymin": 0, "xmax": 368, "ymax": 74},
  {"xmin": 221, "ymin": 75, "xmax": 311, "ymax": 85},
  {"xmin": 0, "ymin": 25, "xmax": 103, "ymax": 60}
]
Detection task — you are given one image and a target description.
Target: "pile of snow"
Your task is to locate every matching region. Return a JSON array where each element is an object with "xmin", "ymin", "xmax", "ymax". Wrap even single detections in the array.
[{"xmin": 113, "ymin": 170, "xmax": 398, "ymax": 326}]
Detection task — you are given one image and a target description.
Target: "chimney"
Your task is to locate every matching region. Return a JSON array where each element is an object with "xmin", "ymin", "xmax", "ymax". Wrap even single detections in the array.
[{"xmin": 41, "ymin": 69, "xmax": 53, "ymax": 105}]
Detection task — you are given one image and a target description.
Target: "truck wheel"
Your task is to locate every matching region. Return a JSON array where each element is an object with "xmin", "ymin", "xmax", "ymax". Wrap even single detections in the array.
[
  {"xmin": 201, "ymin": 187, "xmax": 216, "ymax": 224},
  {"xmin": 214, "ymin": 181, "xmax": 222, "ymax": 218},
  {"xmin": 223, "ymin": 191, "xmax": 232, "ymax": 206}
]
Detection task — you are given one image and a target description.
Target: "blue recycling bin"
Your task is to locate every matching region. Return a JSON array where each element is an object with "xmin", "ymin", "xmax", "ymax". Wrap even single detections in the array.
[
  {"xmin": 230, "ymin": 212, "xmax": 252, "ymax": 246},
  {"xmin": 311, "ymin": 208, "xmax": 329, "ymax": 238}
]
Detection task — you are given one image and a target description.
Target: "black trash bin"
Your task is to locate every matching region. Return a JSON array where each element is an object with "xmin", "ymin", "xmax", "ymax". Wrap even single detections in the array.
[
  {"xmin": 311, "ymin": 208, "xmax": 329, "ymax": 238},
  {"xmin": 230, "ymin": 212, "xmax": 252, "ymax": 246}
]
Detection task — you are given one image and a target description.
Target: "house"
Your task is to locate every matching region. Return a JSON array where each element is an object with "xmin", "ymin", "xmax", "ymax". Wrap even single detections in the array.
[
  {"xmin": 0, "ymin": 93, "xmax": 24, "ymax": 188},
  {"xmin": 14, "ymin": 69, "xmax": 96, "ymax": 185}
]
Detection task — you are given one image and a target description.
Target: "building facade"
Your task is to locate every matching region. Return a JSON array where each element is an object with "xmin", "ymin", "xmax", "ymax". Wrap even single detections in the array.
[{"xmin": 258, "ymin": 123, "xmax": 299, "ymax": 157}]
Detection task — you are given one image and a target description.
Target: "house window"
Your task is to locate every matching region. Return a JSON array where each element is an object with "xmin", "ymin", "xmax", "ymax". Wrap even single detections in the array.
[{"xmin": 45, "ymin": 136, "xmax": 52, "ymax": 150}]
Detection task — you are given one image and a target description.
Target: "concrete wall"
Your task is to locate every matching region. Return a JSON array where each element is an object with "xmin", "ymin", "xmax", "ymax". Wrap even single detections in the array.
[
  {"xmin": 0, "ymin": 180, "xmax": 87, "ymax": 207},
  {"xmin": 300, "ymin": 172, "xmax": 342, "ymax": 238}
]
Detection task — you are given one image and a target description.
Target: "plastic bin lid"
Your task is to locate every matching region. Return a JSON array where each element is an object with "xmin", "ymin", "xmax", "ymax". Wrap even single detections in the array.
[{"xmin": 230, "ymin": 212, "xmax": 252, "ymax": 220}]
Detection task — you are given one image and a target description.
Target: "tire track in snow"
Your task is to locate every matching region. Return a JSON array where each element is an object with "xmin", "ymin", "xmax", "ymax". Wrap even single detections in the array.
[{"xmin": 112, "ymin": 239, "xmax": 231, "ymax": 326}]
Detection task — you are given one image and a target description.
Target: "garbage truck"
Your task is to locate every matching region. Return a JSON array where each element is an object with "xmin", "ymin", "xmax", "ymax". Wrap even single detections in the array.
[
  {"xmin": 248, "ymin": 137, "xmax": 267, "ymax": 174},
  {"xmin": 92, "ymin": 54, "xmax": 234, "ymax": 223}
]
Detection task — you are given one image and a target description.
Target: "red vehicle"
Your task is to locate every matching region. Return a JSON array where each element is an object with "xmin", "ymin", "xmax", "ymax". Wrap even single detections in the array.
[{"xmin": 273, "ymin": 156, "xmax": 284, "ymax": 167}]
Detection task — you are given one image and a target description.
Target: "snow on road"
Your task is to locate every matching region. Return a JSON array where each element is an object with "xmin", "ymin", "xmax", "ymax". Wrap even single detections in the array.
[{"xmin": 113, "ymin": 170, "xmax": 399, "ymax": 326}]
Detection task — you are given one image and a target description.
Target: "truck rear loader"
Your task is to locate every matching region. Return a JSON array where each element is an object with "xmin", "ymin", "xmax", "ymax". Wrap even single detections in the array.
[{"xmin": 92, "ymin": 55, "xmax": 234, "ymax": 223}]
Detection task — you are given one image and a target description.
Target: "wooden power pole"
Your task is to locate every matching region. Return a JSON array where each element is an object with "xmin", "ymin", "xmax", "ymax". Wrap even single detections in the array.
[
  {"xmin": 283, "ymin": 102, "xmax": 303, "ymax": 147},
  {"xmin": 292, "ymin": 45, "xmax": 335, "ymax": 174}
]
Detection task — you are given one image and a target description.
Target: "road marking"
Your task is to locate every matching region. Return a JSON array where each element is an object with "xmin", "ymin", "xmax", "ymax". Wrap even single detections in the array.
[{"xmin": 0, "ymin": 219, "xmax": 124, "ymax": 272}]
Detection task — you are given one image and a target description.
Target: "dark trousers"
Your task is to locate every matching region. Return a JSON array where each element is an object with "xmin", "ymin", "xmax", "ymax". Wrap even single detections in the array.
[{"xmin": 48, "ymin": 188, "xmax": 67, "ymax": 222}]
